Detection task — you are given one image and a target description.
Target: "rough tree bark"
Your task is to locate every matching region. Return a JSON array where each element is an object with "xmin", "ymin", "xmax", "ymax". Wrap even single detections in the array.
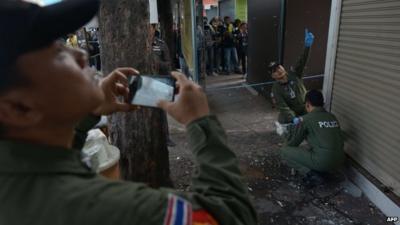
[{"xmin": 99, "ymin": 0, "xmax": 172, "ymax": 188}]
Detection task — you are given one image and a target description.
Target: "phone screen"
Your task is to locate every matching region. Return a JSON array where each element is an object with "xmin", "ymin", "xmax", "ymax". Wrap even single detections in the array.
[{"xmin": 128, "ymin": 75, "xmax": 175, "ymax": 108}]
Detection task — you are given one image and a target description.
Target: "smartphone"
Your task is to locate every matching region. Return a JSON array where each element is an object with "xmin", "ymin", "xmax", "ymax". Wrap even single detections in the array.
[{"xmin": 128, "ymin": 75, "xmax": 176, "ymax": 108}]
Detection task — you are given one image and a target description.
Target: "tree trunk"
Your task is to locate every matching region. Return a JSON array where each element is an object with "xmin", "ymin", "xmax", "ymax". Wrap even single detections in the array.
[{"xmin": 99, "ymin": 0, "xmax": 172, "ymax": 188}]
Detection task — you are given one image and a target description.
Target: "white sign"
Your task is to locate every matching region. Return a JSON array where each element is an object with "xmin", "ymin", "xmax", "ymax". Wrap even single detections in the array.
[{"xmin": 149, "ymin": 0, "xmax": 158, "ymax": 24}]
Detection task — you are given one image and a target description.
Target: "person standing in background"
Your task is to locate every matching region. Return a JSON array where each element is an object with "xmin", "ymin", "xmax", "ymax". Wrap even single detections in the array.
[
  {"xmin": 149, "ymin": 24, "xmax": 175, "ymax": 147},
  {"xmin": 233, "ymin": 19, "xmax": 242, "ymax": 73},
  {"xmin": 237, "ymin": 22, "xmax": 248, "ymax": 76},
  {"xmin": 217, "ymin": 18, "xmax": 226, "ymax": 73},
  {"xmin": 210, "ymin": 17, "xmax": 223, "ymax": 74},
  {"xmin": 204, "ymin": 20, "xmax": 217, "ymax": 77},
  {"xmin": 66, "ymin": 33, "xmax": 79, "ymax": 48},
  {"xmin": 150, "ymin": 24, "xmax": 172, "ymax": 76},
  {"xmin": 222, "ymin": 16, "xmax": 238, "ymax": 75}
]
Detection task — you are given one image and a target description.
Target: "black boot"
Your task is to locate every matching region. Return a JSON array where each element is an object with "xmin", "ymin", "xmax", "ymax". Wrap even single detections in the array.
[{"xmin": 302, "ymin": 170, "xmax": 327, "ymax": 189}]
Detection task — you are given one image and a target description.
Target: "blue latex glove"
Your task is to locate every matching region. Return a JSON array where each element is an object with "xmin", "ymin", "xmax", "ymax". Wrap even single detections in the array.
[
  {"xmin": 305, "ymin": 28, "xmax": 314, "ymax": 47},
  {"xmin": 293, "ymin": 117, "xmax": 302, "ymax": 125}
]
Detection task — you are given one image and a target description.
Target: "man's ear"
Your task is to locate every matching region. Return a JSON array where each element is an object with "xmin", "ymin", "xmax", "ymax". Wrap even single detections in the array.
[
  {"xmin": 0, "ymin": 91, "xmax": 42, "ymax": 128},
  {"xmin": 305, "ymin": 101, "xmax": 312, "ymax": 112}
]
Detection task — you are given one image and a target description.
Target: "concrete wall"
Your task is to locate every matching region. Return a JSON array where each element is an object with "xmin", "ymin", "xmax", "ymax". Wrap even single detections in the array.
[
  {"xmin": 219, "ymin": 0, "xmax": 235, "ymax": 19},
  {"xmin": 247, "ymin": 0, "xmax": 282, "ymax": 90},
  {"xmin": 206, "ymin": 6, "xmax": 219, "ymax": 22},
  {"xmin": 283, "ymin": 0, "xmax": 331, "ymax": 76}
]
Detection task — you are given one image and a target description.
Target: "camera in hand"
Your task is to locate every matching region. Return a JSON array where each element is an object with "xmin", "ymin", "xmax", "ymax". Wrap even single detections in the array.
[{"xmin": 128, "ymin": 75, "xmax": 176, "ymax": 108}]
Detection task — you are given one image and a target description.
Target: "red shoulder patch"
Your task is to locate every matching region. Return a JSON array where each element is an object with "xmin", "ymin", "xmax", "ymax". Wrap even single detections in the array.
[{"xmin": 192, "ymin": 210, "xmax": 219, "ymax": 225}]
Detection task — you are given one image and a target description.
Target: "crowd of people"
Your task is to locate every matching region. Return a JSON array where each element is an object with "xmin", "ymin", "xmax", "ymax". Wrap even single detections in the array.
[{"xmin": 202, "ymin": 16, "xmax": 248, "ymax": 76}]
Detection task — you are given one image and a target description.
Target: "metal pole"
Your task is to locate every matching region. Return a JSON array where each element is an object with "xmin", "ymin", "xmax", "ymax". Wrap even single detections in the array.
[
  {"xmin": 278, "ymin": 0, "xmax": 286, "ymax": 65},
  {"xmin": 323, "ymin": 0, "xmax": 342, "ymax": 111},
  {"xmin": 190, "ymin": 0, "xmax": 199, "ymax": 82}
]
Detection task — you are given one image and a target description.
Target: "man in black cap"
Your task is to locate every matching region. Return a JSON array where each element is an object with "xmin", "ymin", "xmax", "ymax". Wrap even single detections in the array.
[
  {"xmin": 269, "ymin": 29, "xmax": 314, "ymax": 124},
  {"xmin": 0, "ymin": 1, "xmax": 257, "ymax": 225}
]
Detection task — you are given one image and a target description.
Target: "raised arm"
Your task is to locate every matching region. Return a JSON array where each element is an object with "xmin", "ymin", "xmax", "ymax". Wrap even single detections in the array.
[
  {"xmin": 293, "ymin": 29, "xmax": 314, "ymax": 78},
  {"xmin": 73, "ymin": 68, "xmax": 139, "ymax": 150},
  {"xmin": 157, "ymin": 72, "xmax": 257, "ymax": 225},
  {"xmin": 75, "ymin": 70, "xmax": 257, "ymax": 225}
]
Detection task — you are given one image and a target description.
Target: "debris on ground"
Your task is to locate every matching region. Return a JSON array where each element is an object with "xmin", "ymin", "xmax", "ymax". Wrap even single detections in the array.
[{"xmin": 168, "ymin": 75, "xmax": 390, "ymax": 225}]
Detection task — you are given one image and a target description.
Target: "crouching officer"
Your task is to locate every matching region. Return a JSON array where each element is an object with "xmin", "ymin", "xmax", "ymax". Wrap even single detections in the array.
[
  {"xmin": 280, "ymin": 90, "xmax": 345, "ymax": 179},
  {"xmin": 269, "ymin": 29, "xmax": 314, "ymax": 124},
  {"xmin": 0, "ymin": 1, "xmax": 257, "ymax": 225}
]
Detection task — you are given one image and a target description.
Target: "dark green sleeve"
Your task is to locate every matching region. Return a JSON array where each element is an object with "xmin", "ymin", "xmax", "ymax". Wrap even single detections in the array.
[
  {"xmin": 72, "ymin": 115, "xmax": 101, "ymax": 150},
  {"xmin": 73, "ymin": 115, "xmax": 257, "ymax": 225},
  {"xmin": 273, "ymin": 85, "xmax": 296, "ymax": 123},
  {"xmin": 183, "ymin": 115, "xmax": 258, "ymax": 225},
  {"xmin": 293, "ymin": 47, "xmax": 311, "ymax": 79},
  {"xmin": 285, "ymin": 122, "xmax": 307, "ymax": 147}
]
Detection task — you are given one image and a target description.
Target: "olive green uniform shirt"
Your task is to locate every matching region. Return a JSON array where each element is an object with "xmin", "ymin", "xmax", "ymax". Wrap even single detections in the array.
[
  {"xmin": 281, "ymin": 107, "xmax": 345, "ymax": 174},
  {"xmin": 272, "ymin": 47, "xmax": 310, "ymax": 123},
  {"xmin": 0, "ymin": 115, "xmax": 257, "ymax": 225}
]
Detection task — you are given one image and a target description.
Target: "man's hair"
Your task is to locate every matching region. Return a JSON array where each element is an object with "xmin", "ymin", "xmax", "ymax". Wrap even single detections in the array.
[
  {"xmin": 305, "ymin": 90, "xmax": 324, "ymax": 107},
  {"xmin": 267, "ymin": 61, "xmax": 280, "ymax": 74},
  {"xmin": 234, "ymin": 19, "xmax": 241, "ymax": 26}
]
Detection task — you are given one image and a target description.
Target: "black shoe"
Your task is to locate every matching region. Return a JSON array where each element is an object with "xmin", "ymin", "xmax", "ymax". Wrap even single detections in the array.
[{"xmin": 302, "ymin": 170, "xmax": 326, "ymax": 189}]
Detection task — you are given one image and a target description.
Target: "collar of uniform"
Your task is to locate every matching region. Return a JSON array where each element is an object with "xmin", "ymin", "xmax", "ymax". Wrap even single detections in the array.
[
  {"xmin": 312, "ymin": 107, "xmax": 326, "ymax": 113},
  {"xmin": 0, "ymin": 140, "xmax": 95, "ymax": 175},
  {"xmin": 278, "ymin": 72, "xmax": 295, "ymax": 86}
]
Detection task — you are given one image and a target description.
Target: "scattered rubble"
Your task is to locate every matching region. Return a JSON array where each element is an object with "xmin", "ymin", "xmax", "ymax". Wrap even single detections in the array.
[{"xmin": 168, "ymin": 76, "xmax": 390, "ymax": 225}]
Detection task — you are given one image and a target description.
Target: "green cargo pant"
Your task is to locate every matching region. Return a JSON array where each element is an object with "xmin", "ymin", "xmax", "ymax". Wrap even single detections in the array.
[{"xmin": 280, "ymin": 146, "xmax": 342, "ymax": 175}]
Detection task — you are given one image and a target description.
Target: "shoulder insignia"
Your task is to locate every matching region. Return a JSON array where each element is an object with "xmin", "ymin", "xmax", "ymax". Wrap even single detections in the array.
[
  {"xmin": 193, "ymin": 210, "xmax": 219, "ymax": 225},
  {"xmin": 164, "ymin": 194, "xmax": 192, "ymax": 225}
]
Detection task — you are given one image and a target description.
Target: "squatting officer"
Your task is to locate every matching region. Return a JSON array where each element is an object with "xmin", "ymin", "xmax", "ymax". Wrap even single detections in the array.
[
  {"xmin": 280, "ymin": 90, "xmax": 345, "ymax": 177},
  {"xmin": 0, "ymin": 1, "xmax": 257, "ymax": 225},
  {"xmin": 269, "ymin": 29, "xmax": 314, "ymax": 124}
]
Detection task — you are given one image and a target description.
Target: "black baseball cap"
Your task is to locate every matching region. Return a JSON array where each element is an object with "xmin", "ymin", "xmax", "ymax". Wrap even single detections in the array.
[{"xmin": 0, "ymin": 0, "xmax": 100, "ymax": 76}]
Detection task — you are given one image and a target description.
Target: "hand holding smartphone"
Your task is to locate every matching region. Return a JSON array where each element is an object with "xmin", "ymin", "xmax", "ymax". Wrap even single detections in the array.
[
  {"xmin": 128, "ymin": 75, "xmax": 176, "ymax": 108},
  {"xmin": 157, "ymin": 72, "xmax": 210, "ymax": 126}
]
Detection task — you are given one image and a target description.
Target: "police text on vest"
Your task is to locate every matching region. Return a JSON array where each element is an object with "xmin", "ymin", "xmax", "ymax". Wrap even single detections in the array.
[{"xmin": 318, "ymin": 121, "xmax": 339, "ymax": 128}]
